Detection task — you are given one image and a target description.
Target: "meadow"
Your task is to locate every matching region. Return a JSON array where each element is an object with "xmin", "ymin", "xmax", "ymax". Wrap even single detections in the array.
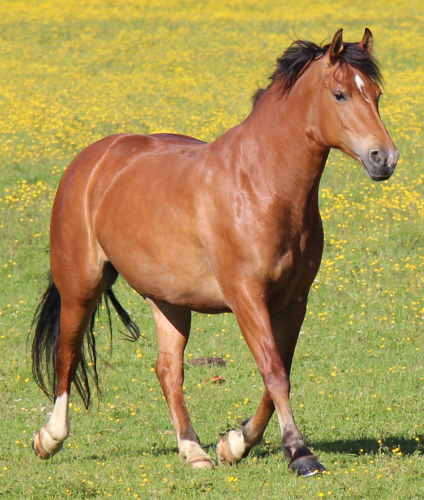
[{"xmin": 1, "ymin": 0, "xmax": 424, "ymax": 498}]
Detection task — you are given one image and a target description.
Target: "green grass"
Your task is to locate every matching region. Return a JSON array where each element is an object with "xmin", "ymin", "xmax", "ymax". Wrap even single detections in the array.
[{"xmin": 1, "ymin": 0, "xmax": 424, "ymax": 498}]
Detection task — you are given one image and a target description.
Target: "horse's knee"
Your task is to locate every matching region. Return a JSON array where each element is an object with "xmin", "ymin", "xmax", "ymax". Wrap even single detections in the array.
[{"xmin": 262, "ymin": 369, "xmax": 291, "ymax": 401}]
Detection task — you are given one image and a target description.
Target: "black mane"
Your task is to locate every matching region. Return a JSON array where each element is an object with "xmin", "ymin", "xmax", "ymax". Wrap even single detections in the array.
[{"xmin": 252, "ymin": 39, "xmax": 383, "ymax": 106}]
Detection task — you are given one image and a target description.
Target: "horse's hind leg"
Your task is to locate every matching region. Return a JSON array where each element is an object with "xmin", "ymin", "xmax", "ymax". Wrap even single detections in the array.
[
  {"xmin": 32, "ymin": 262, "xmax": 116, "ymax": 459},
  {"xmin": 147, "ymin": 298, "xmax": 214, "ymax": 469},
  {"xmin": 32, "ymin": 293, "xmax": 100, "ymax": 459}
]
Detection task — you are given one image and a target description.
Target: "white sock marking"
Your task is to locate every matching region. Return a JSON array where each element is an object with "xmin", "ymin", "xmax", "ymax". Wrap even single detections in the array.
[
  {"xmin": 177, "ymin": 436, "xmax": 211, "ymax": 463},
  {"xmin": 227, "ymin": 430, "xmax": 246, "ymax": 461},
  {"xmin": 45, "ymin": 392, "xmax": 70, "ymax": 442}
]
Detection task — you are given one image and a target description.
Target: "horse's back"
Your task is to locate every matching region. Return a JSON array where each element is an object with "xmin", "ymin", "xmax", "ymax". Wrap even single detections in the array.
[{"xmin": 55, "ymin": 132, "xmax": 207, "ymax": 213}]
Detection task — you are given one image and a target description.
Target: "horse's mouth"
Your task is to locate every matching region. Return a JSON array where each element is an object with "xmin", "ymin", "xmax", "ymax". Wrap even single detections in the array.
[
  {"xmin": 360, "ymin": 149, "xmax": 398, "ymax": 182},
  {"xmin": 364, "ymin": 169, "xmax": 394, "ymax": 182}
]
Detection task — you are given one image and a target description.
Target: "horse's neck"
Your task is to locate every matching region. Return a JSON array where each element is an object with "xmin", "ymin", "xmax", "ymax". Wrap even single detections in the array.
[{"xmin": 223, "ymin": 83, "xmax": 330, "ymax": 209}]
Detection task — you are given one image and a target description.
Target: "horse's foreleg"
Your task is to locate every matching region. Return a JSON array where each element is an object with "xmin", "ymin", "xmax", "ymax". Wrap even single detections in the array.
[
  {"xmin": 216, "ymin": 291, "xmax": 277, "ymax": 466},
  {"xmin": 147, "ymin": 299, "xmax": 214, "ymax": 469},
  {"xmin": 216, "ymin": 388, "xmax": 274, "ymax": 465},
  {"xmin": 271, "ymin": 298, "xmax": 326, "ymax": 474},
  {"xmin": 216, "ymin": 289, "xmax": 325, "ymax": 475},
  {"xmin": 32, "ymin": 298, "xmax": 98, "ymax": 459}
]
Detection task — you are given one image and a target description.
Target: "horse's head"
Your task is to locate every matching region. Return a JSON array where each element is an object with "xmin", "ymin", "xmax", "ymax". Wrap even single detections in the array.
[{"xmin": 316, "ymin": 29, "xmax": 398, "ymax": 181}]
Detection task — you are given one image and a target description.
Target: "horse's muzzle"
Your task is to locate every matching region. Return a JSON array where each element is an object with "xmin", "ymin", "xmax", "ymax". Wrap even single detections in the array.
[{"xmin": 363, "ymin": 148, "xmax": 399, "ymax": 181}]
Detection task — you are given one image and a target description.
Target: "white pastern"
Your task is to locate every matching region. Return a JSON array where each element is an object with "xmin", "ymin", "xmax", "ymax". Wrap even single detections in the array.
[
  {"xmin": 227, "ymin": 430, "xmax": 247, "ymax": 461},
  {"xmin": 44, "ymin": 392, "xmax": 70, "ymax": 442},
  {"xmin": 355, "ymin": 74, "xmax": 370, "ymax": 102},
  {"xmin": 178, "ymin": 436, "xmax": 212, "ymax": 465}
]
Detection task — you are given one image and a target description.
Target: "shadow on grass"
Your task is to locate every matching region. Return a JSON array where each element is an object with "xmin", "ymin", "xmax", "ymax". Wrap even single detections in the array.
[
  {"xmin": 82, "ymin": 435, "xmax": 422, "ymax": 462},
  {"xmin": 311, "ymin": 435, "xmax": 422, "ymax": 457},
  {"xmin": 247, "ymin": 435, "xmax": 422, "ymax": 460}
]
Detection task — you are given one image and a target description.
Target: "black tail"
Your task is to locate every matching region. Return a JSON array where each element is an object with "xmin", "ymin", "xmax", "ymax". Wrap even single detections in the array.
[{"xmin": 31, "ymin": 275, "xmax": 140, "ymax": 409}]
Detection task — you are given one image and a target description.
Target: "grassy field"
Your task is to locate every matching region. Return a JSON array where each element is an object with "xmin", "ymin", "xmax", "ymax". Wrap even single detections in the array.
[{"xmin": 1, "ymin": 0, "xmax": 424, "ymax": 498}]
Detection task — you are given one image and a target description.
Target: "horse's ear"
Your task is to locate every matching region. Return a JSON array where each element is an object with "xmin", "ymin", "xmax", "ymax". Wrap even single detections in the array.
[
  {"xmin": 329, "ymin": 29, "xmax": 344, "ymax": 64},
  {"xmin": 360, "ymin": 27, "xmax": 373, "ymax": 53}
]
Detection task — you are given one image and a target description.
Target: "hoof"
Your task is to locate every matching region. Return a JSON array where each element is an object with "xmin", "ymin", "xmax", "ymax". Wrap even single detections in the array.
[
  {"xmin": 189, "ymin": 458, "xmax": 214, "ymax": 470},
  {"xmin": 178, "ymin": 438, "xmax": 213, "ymax": 469},
  {"xmin": 216, "ymin": 433, "xmax": 238, "ymax": 466},
  {"xmin": 289, "ymin": 454, "xmax": 327, "ymax": 477},
  {"xmin": 32, "ymin": 429, "xmax": 63, "ymax": 460},
  {"xmin": 32, "ymin": 431, "xmax": 52, "ymax": 460}
]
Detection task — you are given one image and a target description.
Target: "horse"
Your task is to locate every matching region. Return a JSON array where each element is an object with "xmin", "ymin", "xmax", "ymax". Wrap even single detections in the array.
[{"xmin": 31, "ymin": 28, "xmax": 398, "ymax": 476}]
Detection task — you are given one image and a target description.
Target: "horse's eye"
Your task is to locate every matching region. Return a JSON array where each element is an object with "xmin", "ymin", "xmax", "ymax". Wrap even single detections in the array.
[{"xmin": 334, "ymin": 91, "xmax": 347, "ymax": 101}]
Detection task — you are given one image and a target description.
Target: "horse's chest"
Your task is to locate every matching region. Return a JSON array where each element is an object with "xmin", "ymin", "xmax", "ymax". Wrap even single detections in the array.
[
  {"xmin": 270, "ymin": 248, "xmax": 306, "ymax": 284},
  {"xmin": 267, "ymin": 240, "xmax": 319, "ymax": 309}
]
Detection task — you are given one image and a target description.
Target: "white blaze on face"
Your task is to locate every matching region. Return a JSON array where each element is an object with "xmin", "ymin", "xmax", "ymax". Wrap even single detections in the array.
[
  {"xmin": 355, "ymin": 74, "xmax": 365, "ymax": 92},
  {"xmin": 355, "ymin": 74, "xmax": 370, "ymax": 102}
]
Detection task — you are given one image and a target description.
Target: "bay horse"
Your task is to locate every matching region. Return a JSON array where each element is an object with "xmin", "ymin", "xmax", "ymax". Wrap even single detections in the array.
[{"xmin": 31, "ymin": 28, "xmax": 398, "ymax": 476}]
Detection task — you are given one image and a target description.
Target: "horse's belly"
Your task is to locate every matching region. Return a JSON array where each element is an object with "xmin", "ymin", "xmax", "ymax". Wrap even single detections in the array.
[
  {"xmin": 96, "ymin": 226, "xmax": 228, "ymax": 312},
  {"xmin": 123, "ymin": 262, "xmax": 228, "ymax": 312}
]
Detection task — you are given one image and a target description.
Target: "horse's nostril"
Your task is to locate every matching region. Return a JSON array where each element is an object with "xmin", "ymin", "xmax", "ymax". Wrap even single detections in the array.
[{"xmin": 369, "ymin": 150, "xmax": 383, "ymax": 166}]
